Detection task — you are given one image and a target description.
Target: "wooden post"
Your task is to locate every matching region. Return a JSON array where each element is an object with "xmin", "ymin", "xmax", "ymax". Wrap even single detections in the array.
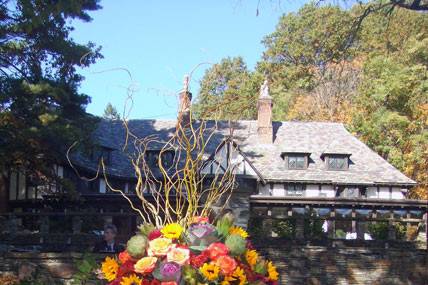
[
  {"xmin": 328, "ymin": 209, "xmax": 336, "ymax": 238},
  {"xmin": 295, "ymin": 216, "xmax": 305, "ymax": 239},
  {"xmin": 388, "ymin": 210, "xmax": 396, "ymax": 240},
  {"xmin": 0, "ymin": 173, "xmax": 9, "ymax": 214},
  {"xmin": 263, "ymin": 207, "xmax": 273, "ymax": 237}
]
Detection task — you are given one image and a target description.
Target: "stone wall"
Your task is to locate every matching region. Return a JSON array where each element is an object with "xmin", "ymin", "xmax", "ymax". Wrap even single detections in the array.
[
  {"xmin": 0, "ymin": 252, "xmax": 91, "ymax": 284},
  {"xmin": 0, "ymin": 244, "xmax": 427, "ymax": 285},
  {"xmin": 255, "ymin": 241, "xmax": 428, "ymax": 285}
]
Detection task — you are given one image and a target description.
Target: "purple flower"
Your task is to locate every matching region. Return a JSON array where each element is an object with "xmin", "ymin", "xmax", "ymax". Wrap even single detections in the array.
[
  {"xmin": 188, "ymin": 223, "xmax": 215, "ymax": 239},
  {"xmin": 159, "ymin": 262, "xmax": 181, "ymax": 281}
]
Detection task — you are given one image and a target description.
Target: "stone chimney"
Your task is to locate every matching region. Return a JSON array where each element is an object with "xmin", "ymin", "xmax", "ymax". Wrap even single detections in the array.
[
  {"xmin": 177, "ymin": 75, "xmax": 192, "ymax": 129},
  {"xmin": 257, "ymin": 79, "xmax": 273, "ymax": 144}
]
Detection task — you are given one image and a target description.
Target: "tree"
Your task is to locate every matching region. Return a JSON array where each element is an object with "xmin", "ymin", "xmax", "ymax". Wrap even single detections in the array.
[
  {"xmin": 258, "ymin": 3, "xmax": 357, "ymax": 120},
  {"xmin": 0, "ymin": 0, "xmax": 102, "ymax": 211},
  {"xmin": 194, "ymin": 57, "xmax": 262, "ymax": 120},
  {"xmin": 286, "ymin": 60, "xmax": 360, "ymax": 123},
  {"xmin": 352, "ymin": 36, "xmax": 428, "ymax": 199},
  {"xmin": 103, "ymin": 102, "xmax": 121, "ymax": 120}
]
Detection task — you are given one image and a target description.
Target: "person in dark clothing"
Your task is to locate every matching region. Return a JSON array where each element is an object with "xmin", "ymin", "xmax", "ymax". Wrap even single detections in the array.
[{"xmin": 93, "ymin": 224, "xmax": 124, "ymax": 253}]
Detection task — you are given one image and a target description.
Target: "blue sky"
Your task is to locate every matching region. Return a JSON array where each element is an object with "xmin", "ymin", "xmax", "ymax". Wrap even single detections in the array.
[{"xmin": 72, "ymin": 0, "xmax": 306, "ymax": 119}]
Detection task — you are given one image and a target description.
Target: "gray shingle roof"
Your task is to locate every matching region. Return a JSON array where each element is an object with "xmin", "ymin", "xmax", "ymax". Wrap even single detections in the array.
[{"xmin": 70, "ymin": 119, "xmax": 416, "ymax": 186}]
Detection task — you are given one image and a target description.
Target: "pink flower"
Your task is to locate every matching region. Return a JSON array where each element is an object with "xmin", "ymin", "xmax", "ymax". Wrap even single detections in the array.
[
  {"xmin": 148, "ymin": 229, "xmax": 162, "ymax": 240},
  {"xmin": 167, "ymin": 247, "xmax": 190, "ymax": 265},
  {"xmin": 191, "ymin": 216, "xmax": 209, "ymax": 224},
  {"xmin": 206, "ymin": 242, "xmax": 229, "ymax": 260}
]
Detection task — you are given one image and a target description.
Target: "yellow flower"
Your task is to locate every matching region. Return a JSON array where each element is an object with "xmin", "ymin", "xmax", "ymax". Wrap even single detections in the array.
[
  {"xmin": 223, "ymin": 266, "xmax": 246, "ymax": 285},
  {"xmin": 148, "ymin": 237, "xmax": 174, "ymax": 256},
  {"xmin": 167, "ymin": 247, "xmax": 190, "ymax": 265},
  {"xmin": 101, "ymin": 256, "xmax": 119, "ymax": 282},
  {"xmin": 161, "ymin": 223, "xmax": 183, "ymax": 239},
  {"xmin": 120, "ymin": 274, "xmax": 142, "ymax": 285},
  {"xmin": 267, "ymin": 261, "xmax": 279, "ymax": 281},
  {"xmin": 134, "ymin": 256, "xmax": 158, "ymax": 274},
  {"xmin": 229, "ymin": 226, "xmax": 249, "ymax": 239},
  {"xmin": 245, "ymin": 249, "xmax": 258, "ymax": 267},
  {"xmin": 200, "ymin": 263, "xmax": 220, "ymax": 281}
]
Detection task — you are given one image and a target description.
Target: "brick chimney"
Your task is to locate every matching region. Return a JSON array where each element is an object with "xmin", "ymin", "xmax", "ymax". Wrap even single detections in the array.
[
  {"xmin": 177, "ymin": 75, "xmax": 192, "ymax": 129},
  {"xmin": 257, "ymin": 79, "xmax": 273, "ymax": 144}
]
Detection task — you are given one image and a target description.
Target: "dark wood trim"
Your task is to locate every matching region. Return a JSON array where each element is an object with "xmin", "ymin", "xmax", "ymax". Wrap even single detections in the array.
[{"xmin": 250, "ymin": 195, "xmax": 428, "ymax": 209}]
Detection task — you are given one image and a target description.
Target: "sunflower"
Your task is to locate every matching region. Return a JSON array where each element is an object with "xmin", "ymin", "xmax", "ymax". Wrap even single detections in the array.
[
  {"xmin": 223, "ymin": 266, "xmax": 246, "ymax": 285},
  {"xmin": 120, "ymin": 274, "xmax": 143, "ymax": 285},
  {"xmin": 200, "ymin": 263, "xmax": 220, "ymax": 281},
  {"xmin": 161, "ymin": 223, "xmax": 183, "ymax": 239},
  {"xmin": 101, "ymin": 256, "xmax": 119, "ymax": 282},
  {"xmin": 267, "ymin": 261, "xmax": 279, "ymax": 281},
  {"xmin": 245, "ymin": 249, "xmax": 258, "ymax": 267},
  {"xmin": 229, "ymin": 226, "xmax": 249, "ymax": 239}
]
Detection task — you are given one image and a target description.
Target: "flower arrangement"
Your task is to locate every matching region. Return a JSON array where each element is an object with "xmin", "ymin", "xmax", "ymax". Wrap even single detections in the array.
[{"xmin": 99, "ymin": 214, "xmax": 279, "ymax": 285}]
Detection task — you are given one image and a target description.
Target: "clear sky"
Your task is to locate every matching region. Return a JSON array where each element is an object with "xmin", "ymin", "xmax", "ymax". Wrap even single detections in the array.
[{"xmin": 72, "ymin": 0, "xmax": 306, "ymax": 119}]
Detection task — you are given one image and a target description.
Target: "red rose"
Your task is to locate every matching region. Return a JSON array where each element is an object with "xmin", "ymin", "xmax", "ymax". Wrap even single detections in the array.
[
  {"xmin": 117, "ymin": 260, "xmax": 135, "ymax": 277},
  {"xmin": 151, "ymin": 279, "xmax": 161, "ymax": 285},
  {"xmin": 141, "ymin": 280, "xmax": 151, "ymax": 285},
  {"xmin": 190, "ymin": 253, "xmax": 208, "ymax": 268},
  {"xmin": 206, "ymin": 242, "xmax": 229, "ymax": 260},
  {"xmin": 148, "ymin": 229, "xmax": 162, "ymax": 240}
]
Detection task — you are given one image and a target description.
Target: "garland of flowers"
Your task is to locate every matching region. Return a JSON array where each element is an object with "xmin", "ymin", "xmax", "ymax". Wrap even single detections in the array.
[{"xmin": 99, "ymin": 214, "xmax": 279, "ymax": 285}]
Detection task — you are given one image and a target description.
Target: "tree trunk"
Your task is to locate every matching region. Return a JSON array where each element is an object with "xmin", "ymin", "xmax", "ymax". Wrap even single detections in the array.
[{"xmin": 0, "ymin": 173, "xmax": 9, "ymax": 213}]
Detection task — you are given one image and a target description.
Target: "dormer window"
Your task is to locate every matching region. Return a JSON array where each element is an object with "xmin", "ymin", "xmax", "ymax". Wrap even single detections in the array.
[
  {"xmin": 326, "ymin": 154, "xmax": 349, "ymax": 170},
  {"xmin": 145, "ymin": 150, "xmax": 175, "ymax": 168},
  {"xmin": 281, "ymin": 152, "xmax": 310, "ymax": 170}
]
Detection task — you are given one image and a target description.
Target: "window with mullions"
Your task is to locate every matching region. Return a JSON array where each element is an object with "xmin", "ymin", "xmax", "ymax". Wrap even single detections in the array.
[
  {"xmin": 287, "ymin": 155, "xmax": 307, "ymax": 169},
  {"xmin": 327, "ymin": 156, "xmax": 348, "ymax": 170},
  {"xmin": 145, "ymin": 150, "xmax": 175, "ymax": 168},
  {"xmin": 286, "ymin": 184, "xmax": 305, "ymax": 196}
]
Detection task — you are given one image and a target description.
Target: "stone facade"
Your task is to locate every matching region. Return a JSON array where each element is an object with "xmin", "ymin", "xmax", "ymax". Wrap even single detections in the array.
[
  {"xmin": 1, "ymin": 246, "xmax": 427, "ymax": 285},
  {"xmin": 255, "ymin": 241, "xmax": 428, "ymax": 285}
]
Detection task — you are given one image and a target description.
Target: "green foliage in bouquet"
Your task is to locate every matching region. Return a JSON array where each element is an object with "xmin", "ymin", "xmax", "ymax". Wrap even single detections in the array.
[
  {"xmin": 225, "ymin": 234, "xmax": 247, "ymax": 256},
  {"xmin": 126, "ymin": 235, "xmax": 148, "ymax": 258},
  {"xmin": 138, "ymin": 223, "xmax": 156, "ymax": 236}
]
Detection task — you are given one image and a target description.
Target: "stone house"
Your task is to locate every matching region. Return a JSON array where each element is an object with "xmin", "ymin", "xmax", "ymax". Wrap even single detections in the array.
[{"xmin": 4, "ymin": 81, "xmax": 427, "ymax": 244}]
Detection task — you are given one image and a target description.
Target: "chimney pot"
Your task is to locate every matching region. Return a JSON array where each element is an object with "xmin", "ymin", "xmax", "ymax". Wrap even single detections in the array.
[
  {"xmin": 257, "ymin": 80, "xmax": 273, "ymax": 144},
  {"xmin": 178, "ymin": 75, "xmax": 192, "ymax": 129}
]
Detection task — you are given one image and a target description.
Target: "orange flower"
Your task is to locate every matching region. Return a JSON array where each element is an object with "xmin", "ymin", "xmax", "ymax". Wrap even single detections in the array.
[
  {"xmin": 119, "ymin": 251, "xmax": 132, "ymax": 264},
  {"xmin": 214, "ymin": 255, "xmax": 237, "ymax": 275},
  {"xmin": 206, "ymin": 242, "xmax": 229, "ymax": 260},
  {"xmin": 134, "ymin": 256, "xmax": 158, "ymax": 274},
  {"xmin": 192, "ymin": 216, "xmax": 209, "ymax": 223}
]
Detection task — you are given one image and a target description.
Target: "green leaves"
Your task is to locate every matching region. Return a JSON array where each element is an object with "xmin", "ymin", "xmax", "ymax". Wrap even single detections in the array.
[
  {"xmin": 0, "ymin": 1, "xmax": 101, "ymax": 190},
  {"xmin": 194, "ymin": 57, "xmax": 262, "ymax": 120}
]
